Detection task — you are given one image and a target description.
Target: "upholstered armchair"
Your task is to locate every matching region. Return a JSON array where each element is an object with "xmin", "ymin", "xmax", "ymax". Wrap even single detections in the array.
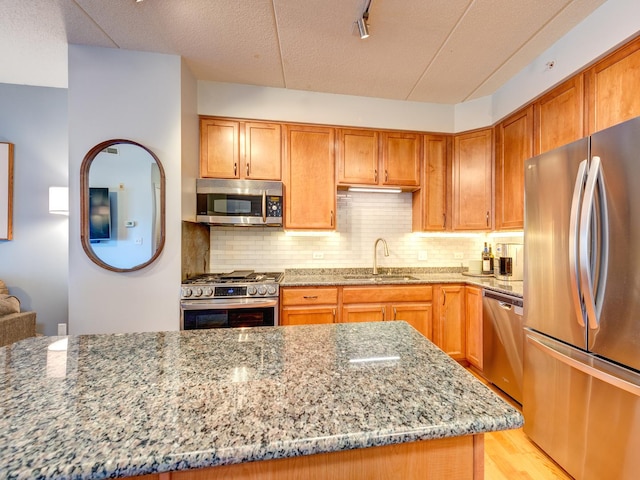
[{"xmin": 0, "ymin": 281, "xmax": 36, "ymax": 347}]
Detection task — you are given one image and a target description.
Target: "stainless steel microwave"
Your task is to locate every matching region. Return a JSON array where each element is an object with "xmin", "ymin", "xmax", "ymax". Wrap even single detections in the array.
[{"xmin": 196, "ymin": 178, "xmax": 283, "ymax": 226}]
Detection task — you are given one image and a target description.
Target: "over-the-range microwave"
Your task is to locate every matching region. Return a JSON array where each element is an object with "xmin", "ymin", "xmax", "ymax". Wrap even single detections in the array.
[{"xmin": 196, "ymin": 178, "xmax": 283, "ymax": 227}]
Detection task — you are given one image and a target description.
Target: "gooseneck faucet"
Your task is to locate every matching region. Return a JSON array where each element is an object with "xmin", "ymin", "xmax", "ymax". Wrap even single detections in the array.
[{"xmin": 373, "ymin": 238, "xmax": 389, "ymax": 275}]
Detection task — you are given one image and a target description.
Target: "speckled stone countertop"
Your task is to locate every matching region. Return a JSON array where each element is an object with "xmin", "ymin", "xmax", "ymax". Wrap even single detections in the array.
[
  {"xmin": 0, "ymin": 322, "xmax": 523, "ymax": 479},
  {"xmin": 281, "ymin": 267, "xmax": 524, "ymax": 297}
]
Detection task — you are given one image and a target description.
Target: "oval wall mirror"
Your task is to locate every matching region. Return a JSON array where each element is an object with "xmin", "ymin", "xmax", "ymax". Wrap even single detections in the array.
[{"xmin": 80, "ymin": 139, "xmax": 166, "ymax": 272}]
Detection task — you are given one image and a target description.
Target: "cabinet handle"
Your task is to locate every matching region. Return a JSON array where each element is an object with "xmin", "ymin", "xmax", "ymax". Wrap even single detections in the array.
[
  {"xmin": 442, "ymin": 290, "xmax": 446, "ymax": 306},
  {"xmin": 246, "ymin": 162, "xmax": 250, "ymax": 177},
  {"xmin": 332, "ymin": 308, "xmax": 336, "ymax": 322},
  {"xmin": 393, "ymin": 307, "xmax": 397, "ymax": 320},
  {"xmin": 374, "ymin": 169, "xmax": 378, "ymax": 182},
  {"xmin": 385, "ymin": 170, "xmax": 388, "ymax": 182},
  {"xmin": 381, "ymin": 307, "xmax": 386, "ymax": 321},
  {"xmin": 303, "ymin": 295, "xmax": 318, "ymax": 300},
  {"xmin": 443, "ymin": 213, "xmax": 446, "ymax": 229},
  {"xmin": 234, "ymin": 162, "xmax": 237, "ymax": 177},
  {"xmin": 330, "ymin": 210, "xmax": 334, "ymax": 227},
  {"xmin": 486, "ymin": 211, "xmax": 490, "ymax": 227}
]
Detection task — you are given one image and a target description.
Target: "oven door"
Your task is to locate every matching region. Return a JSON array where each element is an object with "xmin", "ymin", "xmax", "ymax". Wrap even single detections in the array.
[{"xmin": 180, "ymin": 298, "xmax": 279, "ymax": 330}]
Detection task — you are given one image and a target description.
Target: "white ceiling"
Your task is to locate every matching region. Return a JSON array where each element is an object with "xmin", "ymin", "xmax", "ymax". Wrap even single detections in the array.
[{"xmin": 3, "ymin": 0, "xmax": 608, "ymax": 104}]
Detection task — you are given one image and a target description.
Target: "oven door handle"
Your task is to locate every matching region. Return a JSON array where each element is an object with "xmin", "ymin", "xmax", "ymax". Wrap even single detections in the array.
[{"xmin": 180, "ymin": 298, "xmax": 279, "ymax": 310}]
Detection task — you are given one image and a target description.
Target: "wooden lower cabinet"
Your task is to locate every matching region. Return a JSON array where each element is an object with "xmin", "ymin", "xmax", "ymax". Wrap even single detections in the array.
[
  {"xmin": 125, "ymin": 435, "xmax": 483, "ymax": 479},
  {"xmin": 341, "ymin": 285, "xmax": 433, "ymax": 339},
  {"xmin": 433, "ymin": 285, "xmax": 466, "ymax": 361},
  {"xmin": 280, "ymin": 287, "xmax": 338, "ymax": 325},
  {"xmin": 465, "ymin": 286, "xmax": 483, "ymax": 370}
]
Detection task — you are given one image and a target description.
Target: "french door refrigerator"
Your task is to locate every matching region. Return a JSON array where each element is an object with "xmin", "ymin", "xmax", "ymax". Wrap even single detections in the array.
[{"xmin": 524, "ymin": 115, "xmax": 640, "ymax": 480}]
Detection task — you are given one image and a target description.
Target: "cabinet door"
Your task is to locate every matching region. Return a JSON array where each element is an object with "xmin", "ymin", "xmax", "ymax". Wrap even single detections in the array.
[
  {"xmin": 452, "ymin": 129, "xmax": 493, "ymax": 230},
  {"xmin": 413, "ymin": 135, "xmax": 449, "ymax": 231},
  {"xmin": 281, "ymin": 306, "xmax": 336, "ymax": 326},
  {"xmin": 200, "ymin": 118, "xmax": 240, "ymax": 178},
  {"xmin": 284, "ymin": 125, "xmax": 336, "ymax": 229},
  {"xmin": 337, "ymin": 129, "xmax": 378, "ymax": 185},
  {"xmin": 434, "ymin": 285, "xmax": 466, "ymax": 360},
  {"xmin": 586, "ymin": 36, "xmax": 640, "ymax": 134},
  {"xmin": 495, "ymin": 107, "xmax": 532, "ymax": 230},
  {"xmin": 342, "ymin": 304, "xmax": 386, "ymax": 323},
  {"xmin": 392, "ymin": 303, "xmax": 432, "ymax": 340},
  {"xmin": 243, "ymin": 122, "xmax": 282, "ymax": 180},
  {"xmin": 381, "ymin": 132, "xmax": 421, "ymax": 187},
  {"xmin": 534, "ymin": 75, "xmax": 584, "ymax": 155},
  {"xmin": 465, "ymin": 286, "xmax": 483, "ymax": 370}
]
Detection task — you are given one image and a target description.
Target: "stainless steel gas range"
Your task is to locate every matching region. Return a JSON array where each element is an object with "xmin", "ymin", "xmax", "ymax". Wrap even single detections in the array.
[{"xmin": 180, "ymin": 270, "xmax": 283, "ymax": 330}]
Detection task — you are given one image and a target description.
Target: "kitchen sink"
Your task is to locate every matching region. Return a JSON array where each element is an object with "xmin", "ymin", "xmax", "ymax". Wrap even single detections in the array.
[{"xmin": 340, "ymin": 274, "xmax": 418, "ymax": 282}]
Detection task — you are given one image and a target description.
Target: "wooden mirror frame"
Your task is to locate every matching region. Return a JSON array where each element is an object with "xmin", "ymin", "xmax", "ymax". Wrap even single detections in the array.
[{"xmin": 80, "ymin": 139, "xmax": 166, "ymax": 272}]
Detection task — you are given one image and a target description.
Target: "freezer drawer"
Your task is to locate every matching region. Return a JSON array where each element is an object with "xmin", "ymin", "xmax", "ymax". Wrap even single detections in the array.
[
  {"xmin": 482, "ymin": 290, "xmax": 524, "ymax": 404},
  {"xmin": 523, "ymin": 330, "xmax": 640, "ymax": 480}
]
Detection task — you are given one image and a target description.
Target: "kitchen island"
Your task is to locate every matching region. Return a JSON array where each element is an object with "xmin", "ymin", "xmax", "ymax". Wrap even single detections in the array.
[{"xmin": 0, "ymin": 321, "xmax": 522, "ymax": 479}]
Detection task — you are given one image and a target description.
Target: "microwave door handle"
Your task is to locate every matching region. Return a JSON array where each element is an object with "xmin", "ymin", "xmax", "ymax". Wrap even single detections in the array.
[
  {"xmin": 569, "ymin": 159, "xmax": 588, "ymax": 327},
  {"xmin": 262, "ymin": 190, "xmax": 267, "ymax": 223}
]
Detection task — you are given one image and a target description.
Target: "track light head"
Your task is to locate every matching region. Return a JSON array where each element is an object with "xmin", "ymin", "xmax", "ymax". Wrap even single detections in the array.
[{"xmin": 357, "ymin": 17, "xmax": 369, "ymax": 39}]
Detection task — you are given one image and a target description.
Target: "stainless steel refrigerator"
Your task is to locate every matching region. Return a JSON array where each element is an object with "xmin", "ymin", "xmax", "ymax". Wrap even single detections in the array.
[{"xmin": 524, "ymin": 115, "xmax": 640, "ymax": 480}]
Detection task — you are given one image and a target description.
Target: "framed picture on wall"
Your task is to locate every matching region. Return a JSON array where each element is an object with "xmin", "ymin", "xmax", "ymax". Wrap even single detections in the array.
[{"xmin": 0, "ymin": 142, "xmax": 13, "ymax": 240}]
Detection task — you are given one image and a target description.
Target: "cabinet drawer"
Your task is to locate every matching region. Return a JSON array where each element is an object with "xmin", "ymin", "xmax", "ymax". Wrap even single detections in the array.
[
  {"xmin": 342, "ymin": 285, "xmax": 432, "ymax": 303},
  {"xmin": 281, "ymin": 287, "xmax": 338, "ymax": 306}
]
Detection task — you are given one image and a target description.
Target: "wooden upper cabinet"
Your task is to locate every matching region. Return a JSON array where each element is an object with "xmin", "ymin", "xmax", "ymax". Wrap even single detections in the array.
[
  {"xmin": 243, "ymin": 122, "xmax": 282, "ymax": 180},
  {"xmin": 337, "ymin": 129, "xmax": 420, "ymax": 189},
  {"xmin": 200, "ymin": 117, "xmax": 282, "ymax": 180},
  {"xmin": 534, "ymin": 76, "xmax": 584, "ymax": 155},
  {"xmin": 283, "ymin": 124, "xmax": 336, "ymax": 230},
  {"xmin": 586, "ymin": 36, "xmax": 640, "ymax": 135},
  {"xmin": 200, "ymin": 118, "xmax": 239, "ymax": 178},
  {"xmin": 412, "ymin": 135, "xmax": 449, "ymax": 232},
  {"xmin": 381, "ymin": 131, "xmax": 421, "ymax": 187},
  {"xmin": 452, "ymin": 129, "xmax": 493, "ymax": 231},
  {"xmin": 337, "ymin": 129, "xmax": 379, "ymax": 185},
  {"xmin": 495, "ymin": 106, "xmax": 532, "ymax": 231}
]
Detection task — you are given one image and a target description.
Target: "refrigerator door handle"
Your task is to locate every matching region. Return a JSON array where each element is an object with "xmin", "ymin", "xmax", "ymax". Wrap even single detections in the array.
[
  {"xmin": 579, "ymin": 156, "xmax": 609, "ymax": 330},
  {"xmin": 527, "ymin": 334, "xmax": 640, "ymax": 398},
  {"xmin": 569, "ymin": 159, "xmax": 588, "ymax": 327}
]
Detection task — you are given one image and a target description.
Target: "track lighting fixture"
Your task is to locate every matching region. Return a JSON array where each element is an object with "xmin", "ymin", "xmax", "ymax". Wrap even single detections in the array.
[{"xmin": 356, "ymin": 0, "xmax": 372, "ymax": 39}]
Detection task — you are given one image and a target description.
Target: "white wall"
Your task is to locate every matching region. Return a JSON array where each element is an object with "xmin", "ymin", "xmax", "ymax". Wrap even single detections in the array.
[
  {"xmin": 0, "ymin": 83, "xmax": 69, "ymax": 336},
  {"xmin": 492, "ymin": 0, "xmax": 640, "ymax": 122},
  {"xmin": 68, "ymin": 45, "xmax": 183, "ymax": 335},
  {"xmin": 181, "ymin": 59, "xmax": 199, "ymax": 222},
  {"xmin": 198, "ymin": 81, "xmax": 455, "ymax": 133}
]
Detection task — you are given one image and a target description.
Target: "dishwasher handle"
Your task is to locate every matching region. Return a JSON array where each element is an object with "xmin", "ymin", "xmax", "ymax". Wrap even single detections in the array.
[{"xmin": 483, "ymin": 289, "xmax": 523, "ymax": 308}]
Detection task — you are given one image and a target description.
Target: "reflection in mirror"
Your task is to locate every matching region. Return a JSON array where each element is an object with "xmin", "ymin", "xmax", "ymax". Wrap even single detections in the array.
[{"xmin": 81, "ymin": 140, "xmax": 165, "ymax": 272}]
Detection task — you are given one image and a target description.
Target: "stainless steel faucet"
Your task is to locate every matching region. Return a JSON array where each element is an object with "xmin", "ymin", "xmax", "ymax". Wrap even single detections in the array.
[{"xmin": 373, "ymin": 238, "xmax": 389, "ymax": 275}]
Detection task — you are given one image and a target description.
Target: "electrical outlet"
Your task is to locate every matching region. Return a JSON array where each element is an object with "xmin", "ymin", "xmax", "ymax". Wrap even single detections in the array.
[
  {"xmin": 135, "ymin": 237, "xmax": 143, "ymax": 245},
  {"xmin": 418, "ymin": 251, "xmax": 428, "ymax": 261},
  {"xmin": 312, "ymin": 252, "xmax": 324, "ymax": 259},
  {"xmin": 454, "ymin": 252, "xmax": 464, "ymax": 259}
]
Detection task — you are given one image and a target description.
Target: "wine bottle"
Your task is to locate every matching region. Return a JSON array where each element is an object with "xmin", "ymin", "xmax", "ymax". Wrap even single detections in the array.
[
  {"xmin": 482, "ymin": 242, "xmax": 491, "ymax": 274},
  {"xmin": 489, "ymin": 245, "xmax": 495, "ymax": 275}
]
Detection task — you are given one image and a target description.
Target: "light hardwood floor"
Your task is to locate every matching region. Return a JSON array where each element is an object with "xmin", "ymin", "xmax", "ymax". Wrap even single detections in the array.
[{"xmin": 468, "ymin": 369, "xmax": 573, "ymax": 480}]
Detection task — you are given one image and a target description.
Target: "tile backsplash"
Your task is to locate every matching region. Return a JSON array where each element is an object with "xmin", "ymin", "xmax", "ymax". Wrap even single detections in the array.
[{"xmin": 208, "ymin": 191, "xmax": 522, "ymax": 272}]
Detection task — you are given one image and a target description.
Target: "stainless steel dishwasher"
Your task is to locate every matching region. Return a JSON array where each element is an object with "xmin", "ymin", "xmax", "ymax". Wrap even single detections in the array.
[{"xmin": 482, "ymin": 290, "xmax": 524, "ymax": 404}]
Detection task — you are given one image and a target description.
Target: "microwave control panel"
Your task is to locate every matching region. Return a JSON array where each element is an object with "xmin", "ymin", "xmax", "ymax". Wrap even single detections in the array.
[{"xmin": 267, "ymin": 196, "xmax": 282, "ymax": 218}]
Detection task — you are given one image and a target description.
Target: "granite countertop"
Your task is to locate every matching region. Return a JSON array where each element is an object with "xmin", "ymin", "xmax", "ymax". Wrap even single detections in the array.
[
  {"xmin": 281, "ymin": 268, "xmax": 524, "ymax": 297},
  {"xmin": 0, "ymin": 322, "xmax": 523, "ymax": 479}
]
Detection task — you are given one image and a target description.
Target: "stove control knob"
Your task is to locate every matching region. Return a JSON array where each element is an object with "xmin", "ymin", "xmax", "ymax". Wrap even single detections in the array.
[
  {"xmin": 247, "ymin": 286, "xmax": 257, "ymax": 296},
  {"xmin": 257, "ymin": 286, "xmax": 267, "ymax": 296},
  {"xmin": 182, "ymin": 287, "xmax": 192, "ymax": 298},
  {"xmin": 193, "ymin": 287, "xmax": 203, "ymax": 298},
  {"xmin": 203, "ymin": 287, "xmax": 213, "ymax": 297},
  {"xmin": 266, "ymin": 285, "xmax": 277, "ymax": 295}
]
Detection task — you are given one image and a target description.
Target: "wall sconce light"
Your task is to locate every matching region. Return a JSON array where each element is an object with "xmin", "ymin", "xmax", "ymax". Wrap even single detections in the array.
[{"xmin": 49, "ymin": 187, "xmax": 69, "ymax": 215}]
